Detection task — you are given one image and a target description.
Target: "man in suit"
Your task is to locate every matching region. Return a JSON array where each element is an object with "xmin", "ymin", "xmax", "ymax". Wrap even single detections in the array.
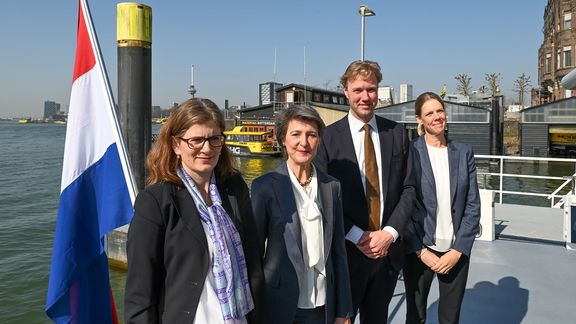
[{"xmin": 314, "ymin": 60, "xmax": 416, "ymax": 323}]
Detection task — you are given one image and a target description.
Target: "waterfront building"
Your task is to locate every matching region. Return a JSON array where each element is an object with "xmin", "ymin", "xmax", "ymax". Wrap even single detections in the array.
[
  {"xmin": 239, "ymin": 83, "xmax": 349, "ymax": 125},
  {"xmin": 375, "ymin": 100, "xmax": 493, "ymax": 155},
  {"xmin": 536, "ymin": 0, "xmax": 576, "ymax": 104},
  {"xmin": 43, "ymin": 100, "xmax": 61, "ymax": 119},
  {"xmin": 399, "ymin": 83, "xmax": 413, "ymax": 103},
  {"xmin": 522, "ymin": 96, "xmax": 576, "ymax": 156}
]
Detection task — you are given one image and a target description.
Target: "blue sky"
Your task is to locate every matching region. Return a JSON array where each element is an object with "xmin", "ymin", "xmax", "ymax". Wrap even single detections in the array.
[{"xmin": 0, "ymin": 0, "xmax": 547, "ymax": 118}]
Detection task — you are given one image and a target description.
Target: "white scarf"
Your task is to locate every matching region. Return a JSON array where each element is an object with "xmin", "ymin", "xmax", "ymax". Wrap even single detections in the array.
[{"xmin": 288, "ymin": 165, "xmax": 325, "ymax": 275}]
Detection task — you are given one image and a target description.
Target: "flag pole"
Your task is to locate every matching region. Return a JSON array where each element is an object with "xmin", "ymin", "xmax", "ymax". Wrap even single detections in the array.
[{"xmin": 80, "ymin": 0, "xmax": 138, "ymax": 202}]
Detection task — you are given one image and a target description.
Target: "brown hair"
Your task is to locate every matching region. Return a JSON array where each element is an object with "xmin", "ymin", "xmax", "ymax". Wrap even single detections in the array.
[
  {"xmin": 414, "ymin": 92, "xmax": 445, "ymax": 136},
  {"xmin": 340, "ymin": 60, "xmax": 383, "ymax": 89},
  {"xmin": 146, "ymin": 98, "xmax": 238, "ymax": 187}
]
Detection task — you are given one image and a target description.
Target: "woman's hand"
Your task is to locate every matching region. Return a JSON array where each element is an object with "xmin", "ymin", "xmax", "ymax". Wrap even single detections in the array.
[
  {"xmin": 430, "ymin": 249, "xmax": 462, "ymax": 275},
  {"xmin": 419, "ymin": 248, "xmax": 439, "ymax": 268}
]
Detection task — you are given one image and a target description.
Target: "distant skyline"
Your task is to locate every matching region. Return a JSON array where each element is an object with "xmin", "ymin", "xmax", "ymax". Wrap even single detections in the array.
[{"xmin": 0, "ymin": 1, "xmax": 547, "ymax": 118}]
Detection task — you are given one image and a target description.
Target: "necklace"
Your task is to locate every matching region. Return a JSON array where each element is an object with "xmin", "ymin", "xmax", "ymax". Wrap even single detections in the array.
[{"xmin": 299, "ymin": 175, "xmax": 313, "ymax": 187}]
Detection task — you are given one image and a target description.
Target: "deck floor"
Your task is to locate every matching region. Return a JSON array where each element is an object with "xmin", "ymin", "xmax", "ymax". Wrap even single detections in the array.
[{"xmin": 354, "ymin": 203, "xmax": 576, "ymax": 323}]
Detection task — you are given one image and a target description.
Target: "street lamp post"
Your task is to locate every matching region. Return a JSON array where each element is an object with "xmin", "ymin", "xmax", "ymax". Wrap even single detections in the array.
[{"xmin": 359, "ymin": 5, "xmax": 375, "ymax": 61}]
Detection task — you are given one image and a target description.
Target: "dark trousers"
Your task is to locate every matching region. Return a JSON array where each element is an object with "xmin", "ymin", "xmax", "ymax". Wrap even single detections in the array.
[
  {"xmin": 293, "ymin": 306, "xmax": 326, "ymax": 324},
  {"xmin": 350, "ymin": 257, "xmax": 399, "ymax": 324},
  {"xmin": 403, "ymin": 250, "xmax": 469, "ymax": 324}
]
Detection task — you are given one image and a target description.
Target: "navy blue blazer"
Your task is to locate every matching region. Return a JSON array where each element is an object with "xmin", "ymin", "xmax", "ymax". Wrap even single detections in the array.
[
  {"xmin": 314, "ymin": 115, "xmax": 416, "ymax": 271},
  {"xmin": 250, "ymin": 162, "xmax": 353, "ymax": 323},
  {"xmin": 407, "ymin": 136, "xmax": 481, "ymax": 256}
]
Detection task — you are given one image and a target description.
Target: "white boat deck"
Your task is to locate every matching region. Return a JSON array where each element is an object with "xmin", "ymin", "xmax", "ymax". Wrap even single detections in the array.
[{"xmin": 356, "ymin": 203, "xmax": 576, "ymax": 323}]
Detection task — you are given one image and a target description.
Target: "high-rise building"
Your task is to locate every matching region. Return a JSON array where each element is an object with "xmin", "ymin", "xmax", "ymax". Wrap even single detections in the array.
[
  {"xmin": 44, "ymin": 101, "xmax": 60, "ymax": 119},
  {"xmin": 536, "ymin": 0, "xmax": 576, "ymax": 104},
  {"xmin": 259, "ymin": 82, "xmax": 283, "ymax": 105},
  {"xmin": 400, "ymin": 83, "xmax": 413, "ymax": 103},
  {"xmin": 378, "ymin": 86, "xmax": 395, "ymax": 106}
]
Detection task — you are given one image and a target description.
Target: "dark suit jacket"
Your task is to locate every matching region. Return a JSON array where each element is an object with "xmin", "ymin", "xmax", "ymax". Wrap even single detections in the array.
[
  {"xmin": 406, "ymin": 136, "xmax": 481, "ymax": 256},
  {"xmin": 314, "ymin": 115, "xmax": 416, "ymax": 271},
  {"xmin": 124, "ymin": 173, "xmax": 263, "ymax": 324},
  {"xmin": 250, "ymin": 162, "xmax": 353, "ymax": 323}
]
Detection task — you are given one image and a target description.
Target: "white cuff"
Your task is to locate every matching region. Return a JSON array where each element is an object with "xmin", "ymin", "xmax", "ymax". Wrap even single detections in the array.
[
  {"xmin": 383, "ymin": 226, "xmax": 398, "ymax": 242},
  {"xmin": 345, "ymin": 225, "xmax": 364, "ymax": 244}
]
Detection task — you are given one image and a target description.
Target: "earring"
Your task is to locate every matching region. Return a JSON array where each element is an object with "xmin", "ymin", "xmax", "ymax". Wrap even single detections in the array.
[{"xmin": 176, "ymin": 154, "xmax": 181, "ymax": 159}]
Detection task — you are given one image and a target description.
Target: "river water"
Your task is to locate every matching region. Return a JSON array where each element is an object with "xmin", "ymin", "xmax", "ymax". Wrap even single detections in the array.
[{"xmin": 0, "ymin": 120, "xmax": 573, "ymax": 323}]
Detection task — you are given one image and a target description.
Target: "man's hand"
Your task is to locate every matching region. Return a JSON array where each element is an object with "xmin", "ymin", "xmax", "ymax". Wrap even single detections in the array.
[
  {"xmin": 334, "ymin": 317, "xmax": 351, "ymax": 324},
  {"xmin": 356, "ymin": 230, "xmax": 393, "ymax": 259},
  {"xmin": 430, "ymin": 249, "xmax": 462, "ymax": 275}
]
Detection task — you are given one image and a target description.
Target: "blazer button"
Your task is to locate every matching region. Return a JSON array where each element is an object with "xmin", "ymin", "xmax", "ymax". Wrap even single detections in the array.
[{"xmin": 191, "ymin": 281, "xmax": 198, "ymax": 286}]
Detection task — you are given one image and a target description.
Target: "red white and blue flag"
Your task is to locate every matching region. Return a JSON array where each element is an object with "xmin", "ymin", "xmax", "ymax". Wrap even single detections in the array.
[{"xmin": 45, "ymin": 0, "xmax": 136, "ymax": 322}]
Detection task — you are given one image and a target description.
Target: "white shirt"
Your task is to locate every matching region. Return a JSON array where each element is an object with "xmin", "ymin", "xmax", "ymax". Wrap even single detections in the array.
[
  {"xmin": 287, "ymin": 165, "xmax": 327, "ymax": 308},
  {"xmin": 426, "ymin": 144, "xmax": 454, "ymax": 252},
  {"xmin": 194, "ymin": 213, "xmax": 247, "ymax": 324},
  {"xmin": 345, "ymin": 113, "xmax": 399, "ymax": 244}
]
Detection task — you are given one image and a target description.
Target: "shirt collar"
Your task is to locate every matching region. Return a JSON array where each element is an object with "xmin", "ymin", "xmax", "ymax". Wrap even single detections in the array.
[{"xmin": 348, "ymin": 112, "xmax": 377, "ymax": 133}]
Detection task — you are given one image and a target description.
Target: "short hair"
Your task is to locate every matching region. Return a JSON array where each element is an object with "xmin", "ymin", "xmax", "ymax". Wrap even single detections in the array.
[
  {"xmin": 146, "ymin": 97, "xmax": 238, "ymax": 187},
  {"xmin": 275, "ymin": 105, "xmax": 325, "ymax": 149},
  {"xmin": 414, "ymin": 92, "xmax": 446, "ymax": 136},
  {"xmin": 340, "ymin": 60, "xmax": 383, "ymax": 89}
]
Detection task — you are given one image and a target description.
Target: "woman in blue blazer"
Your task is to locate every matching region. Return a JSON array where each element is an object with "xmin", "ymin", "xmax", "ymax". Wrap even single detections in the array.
[
  {"xmin": 404, "ymin": 92, "xmax": 481, "ymax": 324},
  {"xmin": 251, "ymin": 105, "xmax": 352, "ymax": 324}
]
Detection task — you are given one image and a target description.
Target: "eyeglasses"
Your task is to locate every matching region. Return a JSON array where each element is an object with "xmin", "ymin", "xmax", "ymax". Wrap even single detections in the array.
[{"xmin": 176, "ymin": 135, "xmax": 225, "ymax": 149}]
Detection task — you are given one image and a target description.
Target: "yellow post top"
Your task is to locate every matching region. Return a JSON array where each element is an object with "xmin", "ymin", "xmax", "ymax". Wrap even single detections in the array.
[{"xmin": 117, "ymin": 3, "xmax": 152, "ymax": 45}]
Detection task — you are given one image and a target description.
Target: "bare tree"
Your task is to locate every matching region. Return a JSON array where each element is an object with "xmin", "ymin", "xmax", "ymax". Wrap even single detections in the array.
[
  {"xmin": 322, "ymin": 80, "xmax": 332, "ymax": 90},
  {"xmin": 454, "ymin": 74, "xmax": 472, "ymax": 97},
  {"xmin": 513, "ymin": 73, "xmax": 531, "ymax": 107},
  {"xmin": 479, "ymin": 85, "xmax": 487, "ymax": 94},
  {"xmin": 485, "ymin": 73, "xmax": 502, "ymax": 98}
]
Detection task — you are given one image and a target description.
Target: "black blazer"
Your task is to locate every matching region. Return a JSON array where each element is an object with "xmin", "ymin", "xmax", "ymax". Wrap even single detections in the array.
[
  {"xmin": 314, "ymin": 115, "xmax": 416, "ymax": 271},
  {"xmin": 124, "ymin": 173, "xmax": 263, "ymax": 324},
  {"xmin": 251, "ymin": 162, "xmax": 353, "ymax": 323}
]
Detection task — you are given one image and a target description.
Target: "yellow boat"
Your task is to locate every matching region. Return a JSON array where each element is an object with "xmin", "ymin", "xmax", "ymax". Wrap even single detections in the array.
[
  {"xmin": 18, "ymin": 118, "xmax": 31, "ymax": 124},
  {"xmin": 224, "ymin": 126, "xmax": 281, "ymax": 157}
]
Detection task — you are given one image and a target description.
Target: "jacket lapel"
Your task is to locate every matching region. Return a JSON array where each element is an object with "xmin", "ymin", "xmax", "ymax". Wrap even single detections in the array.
[
  {"xmin": 336, "ymin": 118, "xmax": 366, "ymax": 197},
  {"xmin": 174, "ymin": 186, "xmax": 209, "ymax": 251},
  {"xmin": 448, "ymin": 141, "xmax": 459, "ymax": 205},
  {"xmin": 272, "ymin": 163, "xmax": 305, "ymax": 274},
  {"xmin": 377, "ymin": 117, "xmax": 392, "ymax": 211},
  {"xmin": 415, "ymin": 136, "xmax": 436, "ymax": 190},
  {"xmin": 317, "ymin": 171, "xmax": 333, "ymax": 262}
]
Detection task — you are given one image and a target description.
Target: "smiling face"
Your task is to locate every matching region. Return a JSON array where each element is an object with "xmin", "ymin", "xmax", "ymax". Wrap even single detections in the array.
[
  {"xmin": 172, "ymin": 121, "xmax": 223, "ymax": 183},
  {"xmin": 416, "ymin": 98, "xmax": 447, "ymax": 137},
  {"xmin": 282, "ymin": 118, "xmax": 320, "ymax": 170},
  {"xmin": 344, "ymin": 75, "xmax": 379, "ymax": 123}
]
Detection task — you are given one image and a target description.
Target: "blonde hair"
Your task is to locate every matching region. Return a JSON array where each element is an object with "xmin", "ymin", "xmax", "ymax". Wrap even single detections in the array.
[
  {"xmin": 340, "ymin": 60, "xmax": 382, "ymax": 89},
  {"xmin": 146, "ymin": 98, "xmax": 238, "ymax": 187},
  {"xmin": 415, "ymin": 92, "xmax": 445, "ymax": 136}
]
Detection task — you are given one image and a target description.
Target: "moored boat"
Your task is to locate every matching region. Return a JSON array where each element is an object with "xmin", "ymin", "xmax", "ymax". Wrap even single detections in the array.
[{"xmin": 224, "ymin": 126, "xmax": 281, "ymax": 157}]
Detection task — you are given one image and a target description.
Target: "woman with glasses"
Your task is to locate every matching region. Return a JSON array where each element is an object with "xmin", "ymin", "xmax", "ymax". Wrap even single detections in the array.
[
  {"xmin": 251, "ymin": 106, "xmax": 352, "ymax": 324},
  {"xmin": 125, "ymin": 98, "xmax": 262, "ymax": 324}
]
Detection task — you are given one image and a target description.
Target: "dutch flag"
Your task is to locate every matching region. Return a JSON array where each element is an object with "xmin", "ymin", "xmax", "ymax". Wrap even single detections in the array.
[{"xmin": 45, "ymin": 0, "xmax": 137, "ymax": 322}]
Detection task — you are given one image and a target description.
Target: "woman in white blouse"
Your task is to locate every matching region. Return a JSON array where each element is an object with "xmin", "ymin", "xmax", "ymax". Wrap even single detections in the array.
[
  {"xmin": 404, "ymin": 92, "xmax": 481, "ymax": 324},
  {"xmin": 251, "ymin": 105, "xmax": 352, "ymax": 324}
]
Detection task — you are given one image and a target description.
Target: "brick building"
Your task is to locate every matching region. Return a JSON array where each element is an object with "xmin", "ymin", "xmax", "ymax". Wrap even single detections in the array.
[{"xmin": 535, "ymin": 0, "xmax": 576, "ymax": 105}]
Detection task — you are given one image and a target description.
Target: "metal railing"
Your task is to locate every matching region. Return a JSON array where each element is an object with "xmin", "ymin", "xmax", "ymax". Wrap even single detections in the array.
[{"xmin": 475, "ymin": 154, "xmax": 576, "ymax": 208}]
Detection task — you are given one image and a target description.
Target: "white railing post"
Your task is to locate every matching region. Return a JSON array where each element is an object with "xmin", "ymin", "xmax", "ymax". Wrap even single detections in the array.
[
  {"xmin": 477, "ymin": 189, "xmax": 495, "ymax": 241},
  {"xmin": 565, "ymin": 193, "xmax": 576, "ymax": 251}
]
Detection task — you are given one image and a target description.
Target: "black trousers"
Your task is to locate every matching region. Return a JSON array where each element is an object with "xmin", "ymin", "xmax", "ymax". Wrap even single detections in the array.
[
  {"xmin": 350, "ymin": 257, "xmax": 399, "ymax": 324},
  {"xmin": 403, "ymin": 250, "xmax": 470, "ymax": 324},
  {"xmin": 293, "ymin": 306, "xmax": 326, "ymax": 324}
]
